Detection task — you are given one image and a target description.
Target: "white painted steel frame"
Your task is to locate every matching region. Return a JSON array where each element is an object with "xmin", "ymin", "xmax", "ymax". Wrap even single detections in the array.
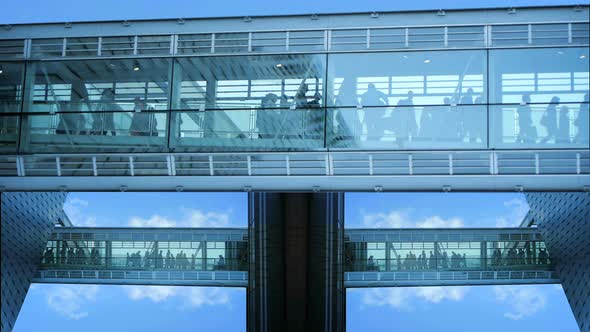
[
  {"xmin": 33, "ymin": 269, "xmax": 248, "ymax": 287},
  {"xmin": 1, "ymin": 149, "xmax": 588, "ymax": 191},
  {"xmin": 344, "ymin": 270, "xmax": 559, "ymax": 287}
]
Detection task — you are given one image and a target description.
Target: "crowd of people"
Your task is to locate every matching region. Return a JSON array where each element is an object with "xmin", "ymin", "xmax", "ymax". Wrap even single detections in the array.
[
  {"xmin": 516, "ymin": 93, "xmax": 589, "ymax": 144},
  {"xmin": 47, "ymin": 77, "xmax": 589, "ymax": 147},
  {"xmin": 55, "ymin": 81, "xmax": 159, "ymax": 137},
  {"xmin": 255, "ymin": 83, "xmax": 323, "ymax": 140},
  {"xmin": 42, "ymin": 245, "xmax": 241, "ymax": 271},
  {"xmin": 42, "ymin": 244, "xmax": 102, "ymax": 266},
  {"xmin": 255, "ymin": 83, "xmax": 589, "ymax": 147},
  {"xmin": 490, "ymin": 247, "xmax": 550, "ymax": 266},
  {"xmin": 349, "ymin": 246, "xmax": 552, "ymax": 272}
]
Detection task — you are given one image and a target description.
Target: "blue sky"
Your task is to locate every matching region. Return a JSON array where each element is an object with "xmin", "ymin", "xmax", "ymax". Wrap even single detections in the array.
[
  {"xmin": 6, "ymin": 0, "xmax": 584, "ymax": 331},
  {"xmin": 15, "ymin": 192, "xmax": 580, "ymax": 332},
  {"xmin": 0, "ymin": 0, "xmax": 586, "ymax": 24}
]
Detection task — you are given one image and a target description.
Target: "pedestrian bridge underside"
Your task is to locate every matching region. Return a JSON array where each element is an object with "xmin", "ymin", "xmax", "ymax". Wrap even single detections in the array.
[
  {"xmin": 32, "ymin": 227, "xmax": 559, "ymax": 287},
  {"xmin": 1, "ymin": 150, "xmax": 589, "ymax": 192}
]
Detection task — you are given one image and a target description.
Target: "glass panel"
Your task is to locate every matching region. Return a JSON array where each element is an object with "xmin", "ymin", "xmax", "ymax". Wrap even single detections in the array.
[
  {"xmin": 408, "ymin": 27, "xmax": 444, "ymax": 48},
  {"xmin": 214, "ymin": 33, "xmax": 249, "ymax": 53},
  {"xmin": 491, "ymin": 25, "xmax": 529, "ymax": 46},
  {"xmin": 30, "ymin": 38, "xmax": 64, "ymax": 58},
  {"xmin": 252, "ymin": 31, "xmax": 287, "ymax": 52},
  {"xmin": 571, "ymin": 23, "xmax": 590, "ymax": 45},
  {"xmin": 489, "ymin": 47, "xmax": 589, "ymax": 104},
  {"xmin": 177, "ymin": 33, "xmax": 212, "ymax": 54},
  {"xmin": 328, "ymin": 105, "xmax": 487, "ymax": 150},
  {"xmin": 447, "ymin": 26, "xmax": 485, "ymax": 47},
  {"xmin": 490, "ymin": 102, "xmax": 589, "ymax": 148},
  {"xmin": 531, "ymin": 24, "xmax": 569, "ymax": 45},
  {"xmin": 171, "ymin": 107, "xmax": 325, "ymax": 152},
  {"xmin": 137, "ymin": 35, "xmax": 170, "ymax": 55},
  {"xmin": 331, "ymin": 29, "xmax": 367, "ymax": 51},
  {"xmin": 369, "ymin": 28, "xmax": 405, "ymax": 50},
  {"xmin": 172, "ymin": 54, "xmax": 326, "ymax": 110},
  {"xmin": 40, "ymin": 239, "xmax": 247, "ymax": 271},
  {"xmin": 345, "ymin": 240, "xmax": 554, "ymax": 272},
  {"xmin": 0, "ymin": 39, "xmax": 25, "ymax": 59},
  {"xmin": 0, "ymin": 62, "xmax": 24, "ymax": 113},
  {"xmin": 20, "ymin": 111, "xmax": 168, "ymax": 153},
  {"xmin": 65, "ymin": 37, "xmax": 99, "ymax": 57},
  {"xmin": 25, "ymin": 58, "xmax": 171, "ymax": 113},
  {"xmin": 0, "ymin": 115, "xmax": 19, "ymax": 153},
  {"xmin": 100, "ymin": 36, "xmax": 135, "ymax": 56},
  {"xmin": 289, "ymin": 30, "xmax": 324, "ymax": 51},
  {"xmin": 327, "ymin": 50, "xmax": 486, "ymax": 107}
]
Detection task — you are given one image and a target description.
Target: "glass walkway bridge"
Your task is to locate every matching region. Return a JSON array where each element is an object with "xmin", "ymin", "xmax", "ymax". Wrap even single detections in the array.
[
  {"xmin": 1, "ymin": 6, "xmax": 588, "ymax": 192},
  {"xmin": 33, "ymin": 227, "xmax": 558, "ymax": 287}
]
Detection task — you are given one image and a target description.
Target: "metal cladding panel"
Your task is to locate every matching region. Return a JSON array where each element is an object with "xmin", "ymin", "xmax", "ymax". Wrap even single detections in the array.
[
  {"xmin": 0, "ymin": 192, "xmax": 67, "ymax": 332},
  {"xmin": 525, "ymin": 192, "xmax": 590, "ymax": 331}
]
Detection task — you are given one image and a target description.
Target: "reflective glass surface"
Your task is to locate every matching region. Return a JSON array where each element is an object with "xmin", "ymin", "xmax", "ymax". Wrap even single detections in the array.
[
  {"xmin": 328, "ymin": 105, "xmax": 486, "ymax": 149},
  {"xmin": 345, "ymin": 240, "xmax": 553, "ymax": 272},
  {"xmin": 1, "ymin": 46, "xmax": 588, "ymax": 153},
  {"xmin": 171, "ymin": 107, "xmax": 325, "ymax": 151},
  {"xmin": 327, "ymin": 50, "xmax": 487, "ymax": 107},
  {"xmin": 0, "ymin": 115, "xmax": 19, "ymax": 153},
  {"xmin": 20, "ymin": 111, "xmax": 168, "ymax": 153},
  {"xmin": 40, "ymin": 239, "xmax": 248, "ymax": 271},
  {"xmin": 489, "ymin": 47, "xmax": 589, "ymax": 104},
  {"xmin": 25, "ymin": 58, "xmax": 171, "ymax": 113},
  {"xmin": 172, "ymin": 54, "xmax": 326, "ymax": 110},
  {"xmin": 0, "ymin": 62, "xmax": 24, "ymax": 113},
  {"xmin": 491, "ymin": 102, "xmax": 589, "ymax": 148}
]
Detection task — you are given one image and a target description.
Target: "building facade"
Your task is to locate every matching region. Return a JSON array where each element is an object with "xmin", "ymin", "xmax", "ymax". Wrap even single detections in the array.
[
  {"xmin": 0, "ymin": 192, "xmax": 68, "ymax": 332},
  {"xmin": 526, "ymin": 192, "xmax": 590, "ymax": 331}
]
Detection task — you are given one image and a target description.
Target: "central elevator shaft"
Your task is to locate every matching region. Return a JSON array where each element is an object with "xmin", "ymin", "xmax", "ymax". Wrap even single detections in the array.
[{"xmin": 247, "ymin": 193, "xmax": 345, "ymax": 332}]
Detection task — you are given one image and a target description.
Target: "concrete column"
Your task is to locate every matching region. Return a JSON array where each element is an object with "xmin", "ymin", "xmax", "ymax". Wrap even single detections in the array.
[{"xmin": 247, "ymin": 193, "xmax": 345, "ymax": 332}]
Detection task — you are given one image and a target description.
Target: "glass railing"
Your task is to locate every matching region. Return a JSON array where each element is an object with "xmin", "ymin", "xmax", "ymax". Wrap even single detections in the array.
[
  {"xmin": 0, "ymin": 115, "xmax": 19, "ymax": 153},
  {"xmin": 39, "ymin": 256, "xmax": 248, "ymax": 271},
  {"xmin": 344, "ymin": 257, "xmax": 555, "ymax": 272},
  {"xmin": 491, "ymin": 103, "xmax": 590, "ymax": 148},
  {"xmin": 171, "ymin": 108, "xmax": 325, "ymax": 151},
  {"xmin": 0, "ymin": 103, "xmax": 587, "ymax": 153},
  {"xmin": 19, "ymin": 111, "xmax": 169, "ymax": 153},
  {"xmin": 328, "ymin": 105, "xmax": 487, "ymax": 150}
]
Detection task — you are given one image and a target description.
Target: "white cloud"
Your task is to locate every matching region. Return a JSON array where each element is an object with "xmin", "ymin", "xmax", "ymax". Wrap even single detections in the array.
[
  {"xmin": 127, "ymin": 286, "xmax": 177, "ymax": 302},
  {"xmin": 416, "ymin": 216, "xmax": 463, "ymax": 228},
  {"xmin": 182, "ymin": 288, "xmax": 231, "ymax": 308},
  {"xmin": 360, "ymin": 286, "xmax": 468, "ymax": 310},
  {"xmin": 63, "ymin": 197, "xmax": 97, "ymax": 227},
  {"xmin": 496, "ymin": 197, "xmax": 530, "ymax": 227},
  {"xmin": 184, "ymin": 210, "xmax": 230, "ymax": 228},
  {"xmin": 125, "ymin": 286, "xmax": 231, "ymax": 309},
  {"xmin": 128, "ymin": 215, "xmax": 177, "ymax": 228},
  {"xmin": 45, "ymin": 285, "xmax": 99, "ymax": 320},
  {"xmin": 493, "ymin": 285, "xmax": 546, "ymax": 320},
  {"xmin": 128, "ymin": 209, "xmax": 232, "ymax": 228},
  {"xmin": 361, "ymin": 210, "xmax": 463, "ymax": 229},
  {"xmin": 361, "ymin": 288, "xmax": 413, "ymax": 310},
  {"xmin": 415, "ymin": 286, "xmax": 467, "ymax": 303},
  {"xmin": 358, "ymin": 210, "xmax": 466, "ymax": 311}
]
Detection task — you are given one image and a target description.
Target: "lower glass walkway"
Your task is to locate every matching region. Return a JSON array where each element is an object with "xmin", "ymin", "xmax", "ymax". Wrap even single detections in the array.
[
  {"xmin": 344, "ymin": 228, "xmax": 558, "ymax": 287},
  {"xmin": 32, "ymin": 227, "xmax": 558, "ymax": 287},
  {"xmin": 33, "ymin": 227, "xmax": 249, "ymax": 286}
]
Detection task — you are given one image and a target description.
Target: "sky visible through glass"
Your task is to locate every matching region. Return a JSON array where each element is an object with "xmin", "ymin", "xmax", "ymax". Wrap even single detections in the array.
[{"xmin": 5, "ymin": 1, "xmax": 584, "ymax": 331}]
